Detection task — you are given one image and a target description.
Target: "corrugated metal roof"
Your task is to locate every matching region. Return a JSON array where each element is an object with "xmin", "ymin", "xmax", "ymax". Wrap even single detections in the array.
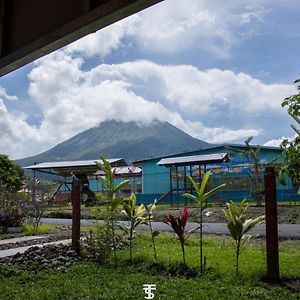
[
  {"xmin": 157, "ymin": 153, "xmax": 229, "ymax": 167},
  {"xmin": 133, "ymin": 143, "xmax": 281, "ymax": 164},
  {"xmin": 94, "ymin": 166, "xmax": 142, "ymax": 176},
  {"xmin": 24, "ymin": 158, "xmax": 127, "ymax": 175}
]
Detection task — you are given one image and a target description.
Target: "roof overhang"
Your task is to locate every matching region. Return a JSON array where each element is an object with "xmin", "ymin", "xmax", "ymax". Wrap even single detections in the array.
[
  {"xmin": 157, "ymin": 153, "xmax": 230, "ymax": 167},
  {"xmin": 0, "ymin": 0, "xmax": 163, "ymax": 76},
  {"xmin": 94, "ymin": 166, "xmax": 142, "ymax": 177},
  {"xmin": 24, "ymin": 158, "xmax": 127, "ymax": 176}
]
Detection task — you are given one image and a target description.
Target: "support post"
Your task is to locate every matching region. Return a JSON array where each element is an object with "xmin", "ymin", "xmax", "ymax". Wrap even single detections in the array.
[
  {"xmin": 176, "ymin": 166, "xmax": 179, "ymax": 205},
  {"xmin": 71, "ymin": 178, "xmax": 81, "ymax": 255},
  {"xmin": 169, "ymin": 167, "xmax": 173, "ymax": 207},
  {"xmin": 184, "ymin": 166, "xmax": 187, "ymax": 205},
  {"xmin": 264, "ymin": 166, "xmax": 279, "ymax": 282}
]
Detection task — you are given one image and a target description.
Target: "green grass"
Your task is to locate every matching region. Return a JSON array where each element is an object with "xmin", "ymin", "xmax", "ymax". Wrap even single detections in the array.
[
  {"xmin": 22, "ymin": 223, "xmax": 60, "ymax": 235},
  {"xmin": 0, "ymin": 233, "xmax": 299, "ymax": 299},
  {"xmin": 0, "ymin": 224, "xmax": 59, "ymax": 239}
]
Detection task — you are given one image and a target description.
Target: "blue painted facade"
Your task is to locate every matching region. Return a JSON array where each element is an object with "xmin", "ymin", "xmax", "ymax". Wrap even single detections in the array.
[{"xmin": 133, "ymin": 144, "xmax": 300, "ymax": 204}]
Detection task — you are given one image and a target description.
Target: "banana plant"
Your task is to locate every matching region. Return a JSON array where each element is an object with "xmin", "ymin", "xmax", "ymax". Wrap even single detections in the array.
[
  {"xmin": 96, "ymin": 156, "xmax": 129, "ymax": 265},
  {"xmin": 182, "ymin": 171, "xmax": 226, "ymax": 274},
  {"xmin": 164, "ymin": 207, "xmax": 197, "ymax": 265},
  {"xmin": 122, "ymin": 193, "xmax": 147, "ymax": 262},
  {"xmin": 223, "ymin": 200, "xmax": 265, "ymax": 276},
  {"xmin": 145, "ymin": 199, "xmax": 159, "ymax": 262}
]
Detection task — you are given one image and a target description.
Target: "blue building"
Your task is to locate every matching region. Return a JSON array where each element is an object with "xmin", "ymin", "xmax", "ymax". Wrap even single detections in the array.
[{"xmin": 133, "ymin": 144, "xmax": 300, "ymax": 205}]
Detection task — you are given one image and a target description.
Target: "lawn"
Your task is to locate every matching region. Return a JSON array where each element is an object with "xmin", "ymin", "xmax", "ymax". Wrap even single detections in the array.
[{"xmin": 0, "ymin": 233, "xmax": 299, "ymax": 299}]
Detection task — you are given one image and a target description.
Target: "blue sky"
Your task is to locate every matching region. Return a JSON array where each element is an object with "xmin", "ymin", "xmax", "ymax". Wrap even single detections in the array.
[{"xmin": 0, "ymin": 0, "xmax": 299, "ymax": 159}]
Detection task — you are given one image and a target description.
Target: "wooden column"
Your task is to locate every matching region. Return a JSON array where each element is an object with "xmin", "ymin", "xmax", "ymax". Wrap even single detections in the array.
[
  {"xmin": 264, "ymin": 166, "xmax": 279, "ymax": 282},
  {"xmin": 71, "ymin": 178, "xmax": 81, "ymax": 255}
]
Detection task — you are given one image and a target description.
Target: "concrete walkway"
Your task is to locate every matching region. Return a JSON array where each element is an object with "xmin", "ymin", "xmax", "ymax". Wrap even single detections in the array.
[
  {"xmin": 0, "ymin": 239, "xmax": 71, "ymax": 258},
  {"xmin": 0, "ymin": 219, "xmax": 298, "ymax": 259},
  {"xmin": 41, "ymin": 218, "xmax": 300, "ymax": 239},
  {"xmin": 0, "ymin": 235, "xmax": 46, "ymax": 245}
]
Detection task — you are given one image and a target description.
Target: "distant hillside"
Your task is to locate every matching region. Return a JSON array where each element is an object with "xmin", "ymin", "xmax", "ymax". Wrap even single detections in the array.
[{"xmin": 17, "ymin": 120, "xmax": 210, "ymax": 166}]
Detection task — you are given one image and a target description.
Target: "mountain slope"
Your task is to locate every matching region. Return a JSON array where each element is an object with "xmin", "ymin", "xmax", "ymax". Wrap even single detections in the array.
[{"xmin": 17, "ymin": 120, "xmax": 210, "ymax": 166}]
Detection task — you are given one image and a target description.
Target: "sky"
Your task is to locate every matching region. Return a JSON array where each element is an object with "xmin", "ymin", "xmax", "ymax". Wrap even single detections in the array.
[{"xmin": 0, "ymin": 0, "xmax": 299, "ymax": 160}]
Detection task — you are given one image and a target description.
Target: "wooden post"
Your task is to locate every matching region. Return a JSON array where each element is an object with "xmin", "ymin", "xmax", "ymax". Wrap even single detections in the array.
[
  {"xmin": 184, "ymin": 166, "xmax": 187, "ymax": 205},
  {"xmin": 71, "ymin": 177, "xmax": 81, "ymax": 255},
  {"xmin": 176, "ymin": 166, "xmax": 179, "ymax": 205},
  {"xmin": 169, "ymin": 167, "xmax": 173, "ymax": 207},
  {"xmin": 264, "ymin": 166, "xmax": 279, "ymax": 282}
]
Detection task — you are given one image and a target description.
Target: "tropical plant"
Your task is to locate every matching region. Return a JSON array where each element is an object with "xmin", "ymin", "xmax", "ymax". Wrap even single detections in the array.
[
  {"xmin": 280, "ymin": 78, "xmax": 300, "ymax": 192},
  {"xmin": 223, "ymin": 200, "xmax": 265, "ymax": 276},
  {"xmin": 226, "ymin": 138, "xmax": 264, "ymax": 206},
  {"xmin": 82, "ymin": 225, "xmax": 113, "ymax": 264},
  {"xmin": 95, "ymin": 156, "xmax": 129, "ymax": 265},
  {"xmin": 121, "ymin": 193, "xmax": 147, "ymax": 262},
  {"xmin": 183, "ymin": 171, "xmax": 225, "ymax": 274},
  {"xmin": 164, "ymin": 207, "xmax": 196, "ymax": 265},
  {"xmin": 145, "ymin": 199, "xmax": 159, "ymax": 262}
]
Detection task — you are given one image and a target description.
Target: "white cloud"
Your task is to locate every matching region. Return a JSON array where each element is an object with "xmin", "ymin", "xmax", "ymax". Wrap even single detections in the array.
[
  {"xmin": 0, "ymin": 87, "xmax": 18, "ymax": 101},
  {"xmin": 264, "ymin": 133, "xmax": 297, "ymax": 147},
  {"xmin": 1, "ymin": 53, "xmax": 278, "ymax": 159},
  {"xmin": 92, "ymin": 60, "xmax": 295, "ymax": 117},
  {"xmin": 65, "ymin": 15, "xmax": 140, "ymax": 58},
  {"xmin": 0, "ymin": 99, "xmax": 43, "ymax": 159},
  {"xmin": 63, "ymin": 0, "xmax": 270, "ymax": 59}
]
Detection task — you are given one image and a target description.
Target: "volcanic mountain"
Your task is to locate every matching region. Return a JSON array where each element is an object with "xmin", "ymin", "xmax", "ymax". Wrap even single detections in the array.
[{"xmin": 17, "ymin": 120, "xmax": 210, "ymax": 166}]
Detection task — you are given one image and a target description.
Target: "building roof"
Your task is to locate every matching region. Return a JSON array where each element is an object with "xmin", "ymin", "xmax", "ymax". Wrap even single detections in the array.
[
  {"xmin": 94, "ymin": 166, "xmax": 142, "ymax": 177},
  {"xmin": 157, "ymin": 153, "xmax": 229, "ymax": 167},
  {"xmin": 24, "ymin": 158, "xmax": 127, "ymax": 176},
  {"xmin": 133, "ymin": 143, "xmax": 281, "ymax": 165}
]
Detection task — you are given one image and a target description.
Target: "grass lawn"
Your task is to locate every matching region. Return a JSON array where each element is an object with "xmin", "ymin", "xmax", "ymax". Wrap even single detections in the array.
[
  {"xmin": 0, "ymin": 233, "xmax": 299, "ymax": 299},
  {"xmin": 0, "ymin": 224, "xmax": 60, "ymax": 239}
]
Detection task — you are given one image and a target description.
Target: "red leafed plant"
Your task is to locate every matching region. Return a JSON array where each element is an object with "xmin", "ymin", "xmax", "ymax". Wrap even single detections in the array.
[{"xmin": 164, "ymin": 207, "xmax": 196, "ymax": 265}]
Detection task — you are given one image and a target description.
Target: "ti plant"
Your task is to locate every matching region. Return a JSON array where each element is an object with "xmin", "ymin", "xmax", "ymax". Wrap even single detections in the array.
[
  {"xmin": 96, "ymin": 156, "xmax": 129, "ymax": 265},
  {"xmin": 223, "ymin": 200, "xmax": 265, "ymax": 276},
  {"xmin": 145, "ymin": 199, "xmax": 159, "ymax": 262},
  {"xmin": 183, "ymin": 171, "xmax": 225, "ymax": 274},
  {"xmin": 122, "ymin": 193, "xmax": 147, "ymax": 262},
  {"xmin": 164, "ymin": 207, "xmax": 195, "ymax": 265}
]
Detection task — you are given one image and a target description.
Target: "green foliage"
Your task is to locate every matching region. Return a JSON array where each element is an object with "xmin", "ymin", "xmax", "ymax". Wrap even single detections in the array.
[
  {"xmin": 0, "ymin": 193, "xmax": 26, "ymax": 231},
  {"xmin": 0, "ymin": 235, "xmax": 299, "ymax": 299},
  {"xmin": 226, "ymin": 139, "xmax": 265, "ymax": 206},
  {"xmin": 280, "ymin": 78, "xmax": 300, "ymax": 190},
  {"xmin": 121, "ymin": 193, "xmax": 147, "ymax": 262},
  {"xmin": 0, "ymin": 154, "xmax": 24, "ymax": 193},
  {"xmin": 95, "ymin": 155, "xmax": 129, "ymax": 265},
  {"xmin": 81, "ymin": 226, "xmax": 113, "ymax": 264},
  {"xmin": 145, "ymin": 199, "xmax": 159, "ymax": 262},
  {"xmin": 223, "ymin": 200, "xmax": 265, "ymax": 276},
  {"xmin": 183, "ymin": 171, "xmax": 225, "ymax": 273}
]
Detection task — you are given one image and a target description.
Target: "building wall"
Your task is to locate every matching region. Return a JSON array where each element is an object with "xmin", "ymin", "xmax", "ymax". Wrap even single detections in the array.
[{"xmin": 135, "ymin": 145, "xmax": 299, "ymax": 204}]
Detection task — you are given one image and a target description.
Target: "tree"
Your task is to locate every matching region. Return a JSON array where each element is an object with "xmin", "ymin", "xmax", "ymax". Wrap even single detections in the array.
[
  {"xmin": 280, "ymin": 78, "xmax": 300, "ymax": 190},
  {"xmin": 0, "ymin": 154, "xmax": 24, "ymax": 193}
]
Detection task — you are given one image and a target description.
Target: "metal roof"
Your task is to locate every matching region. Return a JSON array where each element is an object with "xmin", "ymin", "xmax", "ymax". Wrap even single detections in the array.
[
  {"xmin": 94, "ymin": 166, "xmax": 142, "ymax": 177},
  {"xmin": 157, "ymin": 153, "xmax": 229, "ymax": 167},
  {"xmin": 24, "ymin": 158, "xmax": 127, "ymax": 176},
  {"xmin": 133, "ymin": 143, "xmax": 281, "ymax": 164}
]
